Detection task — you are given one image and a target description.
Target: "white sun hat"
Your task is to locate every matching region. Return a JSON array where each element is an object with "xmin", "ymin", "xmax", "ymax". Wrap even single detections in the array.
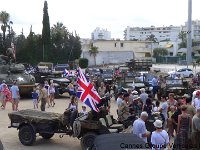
[{"xmin": 153, "ymin": 120, "xmax": 163, "ymax": 128}]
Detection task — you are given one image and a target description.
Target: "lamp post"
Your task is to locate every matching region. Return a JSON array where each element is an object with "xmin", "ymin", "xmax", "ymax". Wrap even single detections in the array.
[{"xmin": 187, "ymin": 0, "xmax": 192, "ymax": 65}]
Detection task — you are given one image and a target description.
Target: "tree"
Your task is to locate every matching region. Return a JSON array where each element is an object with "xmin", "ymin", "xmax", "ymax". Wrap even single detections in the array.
[
  {"xmin": 51, "ymin": 22, "xmax": 82, "ymax": 64},
  {"xmin": 16, "ymin": 26, "xmax": 43, "ymax": 64},
  {"xmin": 146, "ymin": 34, "xmax": 157, "ymax": 43},
  {"xmin": 67, "ymin": 32, "xmax": 82, "ymax": 61},
  {"xmin": 42, "ymin": 1, "xmax": 51, "ymax": 61},
  {"xmin": 0, "ymin": 11, "xmax": 10, "ymax": 48},
  {"xmin": 89, "ymin": 45, "xmax": 99, "ymax": 66},
  {"xmin": 51, "ymin": 22, "xmax": 69, "ymax": 63},
  {"xmin": 178, "ymin": 30, "xmax": 187, "ymax": 49},
  {"xmin": 153, "ymin": 48, "xmax": 168, "ymax": 57}
]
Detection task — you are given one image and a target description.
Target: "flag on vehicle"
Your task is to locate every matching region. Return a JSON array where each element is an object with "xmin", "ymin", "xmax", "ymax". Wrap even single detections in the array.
[
  {"xmin": 64, "ymin": 69, "xmax": 70, "ymax": 77},
  {"xmin": 76, "ymin": 67, "xmax": 101, "ymax": 112}
]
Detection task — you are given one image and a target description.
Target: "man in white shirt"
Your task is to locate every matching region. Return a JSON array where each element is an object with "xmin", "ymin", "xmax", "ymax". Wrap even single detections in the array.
[
  {"xmin": 193, "ymin": 91, "xmax": 200, "ymax": 111},
  {"xmin": 132, "ymin": 111, "xmax": 150, "ymax": 143}
]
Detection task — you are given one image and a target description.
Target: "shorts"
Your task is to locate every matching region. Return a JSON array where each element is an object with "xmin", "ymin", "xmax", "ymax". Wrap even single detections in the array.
[
  {"xmin": 13, "ymin": 98, "xmax": 19, "ymax": 103},
  {"xmin": 33, "ymin": 99, "xmax": 38, "ymax": 105}
]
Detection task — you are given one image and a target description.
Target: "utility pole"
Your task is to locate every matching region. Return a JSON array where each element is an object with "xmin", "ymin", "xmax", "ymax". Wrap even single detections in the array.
[{"xmin": 187, "ymin": 0, "xmax": 192, "ymax": 65}]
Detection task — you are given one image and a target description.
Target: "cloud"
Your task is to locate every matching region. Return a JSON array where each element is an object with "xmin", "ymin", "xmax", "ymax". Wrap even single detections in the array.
[{"xmin": 0, "ymin": 0, "xmax": 200, "ymax": 39}]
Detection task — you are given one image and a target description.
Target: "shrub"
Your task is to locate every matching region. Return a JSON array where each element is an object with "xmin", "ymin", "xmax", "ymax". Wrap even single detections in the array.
[{"xmin": 79, "ymin": 58, "xmax": 88, "ymax": 68}]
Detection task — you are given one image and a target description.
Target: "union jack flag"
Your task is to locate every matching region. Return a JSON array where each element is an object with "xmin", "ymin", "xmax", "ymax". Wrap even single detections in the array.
[
  {"xmin": 64, "ymin": 69, "xmax": 70, "ymax": 77},
  {"xmin": 76, "ymin": 67, "xmax": 101, "ymax": 112}
]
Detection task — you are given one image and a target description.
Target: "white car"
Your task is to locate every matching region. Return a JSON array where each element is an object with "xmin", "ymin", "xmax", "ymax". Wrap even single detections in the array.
[{"xmin": 168, "ymin": 68, "xmax": 194, "ymax": 78}]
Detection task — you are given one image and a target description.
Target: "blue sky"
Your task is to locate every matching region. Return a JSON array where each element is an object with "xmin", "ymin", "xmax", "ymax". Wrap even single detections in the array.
[{"xmin": 0, "ymin": 0, "xmax": 199, "ymax": 39}]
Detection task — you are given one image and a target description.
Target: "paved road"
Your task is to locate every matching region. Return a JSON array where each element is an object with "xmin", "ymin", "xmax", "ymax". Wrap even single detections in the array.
[{"xmin": 0, "ymin": 97, "xmax": 81, "ymax": 150}]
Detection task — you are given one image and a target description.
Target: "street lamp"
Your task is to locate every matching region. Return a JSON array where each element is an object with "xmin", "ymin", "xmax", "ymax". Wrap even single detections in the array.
[{"xmin": 187, "ymin": 0, "xmax": 192, "ymax": 65}]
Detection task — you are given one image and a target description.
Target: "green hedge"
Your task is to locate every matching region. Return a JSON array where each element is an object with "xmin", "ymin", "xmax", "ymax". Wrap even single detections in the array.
[{"xmin": 79, "ymin": 58, "xmax": 88, "ymax": 68}]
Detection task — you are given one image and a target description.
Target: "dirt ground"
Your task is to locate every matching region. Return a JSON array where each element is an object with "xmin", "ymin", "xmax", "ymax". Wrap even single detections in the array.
[{"xmin": 0, "ymin": 96, "xmax": 118, "ymax": 150}]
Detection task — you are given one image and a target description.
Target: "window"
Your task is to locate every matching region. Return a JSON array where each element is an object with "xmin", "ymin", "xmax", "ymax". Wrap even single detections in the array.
[
  {"xmin": 120, "ymin": 43, "xmax": 124, "ymax": 47},
  {"xmin": 114, "ymin": 43, "xmax": 117, "ymax": 47}
]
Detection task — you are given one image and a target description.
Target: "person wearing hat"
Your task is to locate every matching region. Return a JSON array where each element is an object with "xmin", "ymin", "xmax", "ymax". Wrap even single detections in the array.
[
  {"xmin": 132, "ymin": 90, "xmax": 138, "ymax": 95},
  {"xmin": 118, "ymin": 93, "xmax": 130, "ymax": 121},
  {"xmin": 186, "ymin": 98, "xmax": 196, "ymax": 118},
  {"xmin": 140, "ymin": 88, "xmax": 148, "ymax": 106},
  {"xmin": 79, "ymin": 104, "xmax": 88, "ymax": 116},
  {"xmin": 131, "ymin": 95, "xmax": 142, "ymax": 117},
  {"xmin": 132, "ymin": 111, "xmax": 150, "ymax": 143},
  {"xmin": 193, "ymin": 91, "xmax": 200, "ymax": 112},
  {"xmin": 151, "ymin": 120, "xmax": 169, "ymax": 150}
]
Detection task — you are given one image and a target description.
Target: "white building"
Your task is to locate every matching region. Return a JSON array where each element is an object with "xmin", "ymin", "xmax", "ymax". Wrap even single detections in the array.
[
  {"xmin": 124, "ymin": 25, "xmax": 180, "ymax": 42},
  {"xmin": 91, "ymin": 27, "xmax": 111, "ymax": 40},
  {"xmin": 182, "ymin": 20, "xmax": 200, "ymax": 41},
  {"xmin": 81, "ymin": 39, "xmax": 152, "ymax": 66}
]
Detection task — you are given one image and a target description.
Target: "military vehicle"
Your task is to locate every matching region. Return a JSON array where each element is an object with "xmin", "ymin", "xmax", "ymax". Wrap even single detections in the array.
[
  {"xmin": 0, "ymin": 49, "xmax": 35, "ymax": 95},
  {"xmin": 164, "ymin": 78, "xmax": 191, "ymax": 97},
  {"xmin": 126, "ymin": 58, "xmax": 152, "ymax": 71},
  {"xmin": 8, "ymin": 109, "xmax": 123, "ymax": 150}
]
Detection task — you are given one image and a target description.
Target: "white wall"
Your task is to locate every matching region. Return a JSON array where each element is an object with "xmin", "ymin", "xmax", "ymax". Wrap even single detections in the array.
[{"xmin": 83, "ymin": 51, "xmax": 134, "ymax": 66}]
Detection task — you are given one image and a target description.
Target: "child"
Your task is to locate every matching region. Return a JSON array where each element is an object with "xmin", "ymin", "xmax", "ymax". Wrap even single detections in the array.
[
  {"xmin": 168, "ymin": 105, "xmax": 175, "ymax": 138},
  {"xmin": 80, "ymin": 104, "xmax": 88, "ymax": 116},
  {"xmin": 48, "ymin": 83, "xmax": 55, "ymax": 107},
  {"xmin": 153, "ymin": 101, "xmax": 160, "ymax": 112},
  {"xmin": 32, "ymin": 88, "xmax": 38, "ymax": 109},
  {"xmin": 1, "ymin": 84, "xmax": 12, "ymax": 110}
]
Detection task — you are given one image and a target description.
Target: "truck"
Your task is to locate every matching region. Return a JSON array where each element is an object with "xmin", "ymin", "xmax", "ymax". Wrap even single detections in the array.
[{"xmin": 125, "ymin": 58, "xmax": 152, "ymax": 71}]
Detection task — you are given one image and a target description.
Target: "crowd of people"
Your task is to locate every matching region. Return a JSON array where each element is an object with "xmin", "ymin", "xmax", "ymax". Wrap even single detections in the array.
[
  {"xmin": 1, "ymin": 69, "xmax": 200, "ymax": 149},
  {"xmin": 115, "ymin": 84, "xmax": 200, "ymax": 149}
]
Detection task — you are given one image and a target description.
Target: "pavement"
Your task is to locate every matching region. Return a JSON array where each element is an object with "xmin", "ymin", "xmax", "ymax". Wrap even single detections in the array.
[{"xmin": 0, "ymin": 96, "xmax": 118, "ymax": 150}]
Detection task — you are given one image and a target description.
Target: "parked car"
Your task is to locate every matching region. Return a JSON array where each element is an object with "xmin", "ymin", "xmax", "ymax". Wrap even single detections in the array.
[{"xmin": 168, "ymin": 68, "xmax": 194, "ymax": 78}]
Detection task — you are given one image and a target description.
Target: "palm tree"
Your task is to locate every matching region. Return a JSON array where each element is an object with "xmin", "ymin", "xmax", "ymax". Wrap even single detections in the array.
[
  {"xmin": 89, "ymin": 45, "xmax": 99, "ymax": 66},
  {"xmin": 0, "ymin": 11, "xmax": 10, "ymax": 41},
  {"xmin": 146, "ymin": 34, "xmax": 157, "ymax": 43}
]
